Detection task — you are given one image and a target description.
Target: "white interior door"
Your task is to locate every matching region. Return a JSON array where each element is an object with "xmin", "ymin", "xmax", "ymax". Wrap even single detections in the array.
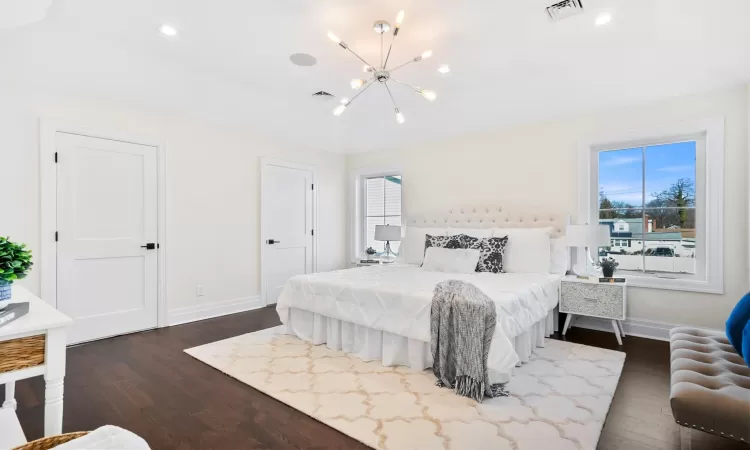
[
  {"xmin": 56, "ymin": 132, "xmax": 158, "ymax": 344},
  {"xmin": 261, "ymin": 161, "xmax": 314, "ymax": 305}
]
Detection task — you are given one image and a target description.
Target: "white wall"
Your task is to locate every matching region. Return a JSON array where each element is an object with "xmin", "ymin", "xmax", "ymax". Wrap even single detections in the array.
[
  {"xmin": 348, "ymin": 84, "xmax": 750, "ymax": 330},
  {"xmin": 0, "ymin": 86, "xmax": 348, "ymax": 322}
]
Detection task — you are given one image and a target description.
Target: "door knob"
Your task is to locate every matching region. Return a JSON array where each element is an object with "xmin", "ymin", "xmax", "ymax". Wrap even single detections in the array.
[
  {"xmin": 141, "ymin": 243, "xmax": 157, "ymax": 250},
  {"xmin": 267, "ymin": 239, "xmax": 281, "ymax": 245}
]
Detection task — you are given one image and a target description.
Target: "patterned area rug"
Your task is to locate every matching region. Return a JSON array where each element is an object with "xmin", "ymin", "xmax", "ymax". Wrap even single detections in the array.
[{"xmin": 185, "ymin": 327, "xmax": 625, "ymax": 450}]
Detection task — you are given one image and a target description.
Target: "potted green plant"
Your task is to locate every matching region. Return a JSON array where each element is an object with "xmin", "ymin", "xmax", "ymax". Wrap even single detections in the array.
[
  {"xmin": 365, "ymin": 247, "xmax": 377, "ymax": 259},
  {"xmin": 0, "ymin": 237, "xmax": 33, "ymax": 309},
  {"xmin": 598, "ymin": 256, "xmax": 619, "ymax": 278}
]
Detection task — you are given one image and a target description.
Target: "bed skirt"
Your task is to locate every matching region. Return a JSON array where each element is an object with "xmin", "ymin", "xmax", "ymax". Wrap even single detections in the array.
[{"xmin": 281, "ymin": 307, "xmax": 554, "ymax": 383}]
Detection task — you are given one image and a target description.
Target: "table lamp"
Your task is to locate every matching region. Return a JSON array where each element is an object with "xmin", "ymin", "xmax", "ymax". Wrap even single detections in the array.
[
  {"xmin": 566, "ymin": 224, "xmax": 611, "ymax": 277},
  {"xmin": 374, "ymin": 225, "xmax": 401, "ymax": 261}
]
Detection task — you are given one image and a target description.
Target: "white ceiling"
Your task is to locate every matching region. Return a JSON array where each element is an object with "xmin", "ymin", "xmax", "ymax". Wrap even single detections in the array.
[{"xmin": 1, "ymin": 0, "xmax": 749, "ymax": 153}]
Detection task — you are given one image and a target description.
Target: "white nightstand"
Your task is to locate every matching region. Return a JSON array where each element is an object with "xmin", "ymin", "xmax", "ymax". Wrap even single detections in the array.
[{"xmin": 559, "ymin": 275, "xmax": 627, "ymax": 345}]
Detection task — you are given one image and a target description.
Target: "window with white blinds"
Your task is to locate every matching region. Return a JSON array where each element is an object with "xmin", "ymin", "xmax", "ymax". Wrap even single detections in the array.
[{"xmin": 363, "ymin": 175, "xmax": 402, "ymax": 255}]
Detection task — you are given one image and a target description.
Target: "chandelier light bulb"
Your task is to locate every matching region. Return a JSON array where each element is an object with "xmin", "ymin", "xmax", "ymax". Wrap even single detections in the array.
[
  {"xmin": 420, "ymin": 89, "xmax": 437, "ymax": 101},
  {"xmin": 363, "ymin": 65, "xmax": 373, "ymax": 72},
  {"xmin": 350, "ymin": 78, "xmax": 365, "ymax": 89},
  {"xmin": 421, "ymin": 50, "xmax": 433, "ymax": 60},
  {"xmin": 595, "ymin": 13, "xmax": 612, "ymax": 26},
  {"xmin": 395, "ymin": 110, "xmax": 405, "ymax": 124},
  {"xmin": 396, "ymin": 10, "xmax": 405, "ymax": 27},
  {"xmin": 327, "ymin": 31, "xmax": 341, "ymax": 44},
  {"xmin": 340, "ymin": 97, "xmax": 349, "ymax": 104},
  {"xmin": 159, "ymin": 24, "xmax": 178, "ymax": 37},
  {"xmin": 333, "ymin": 104, "xmax": 347, "ymax": 116}
]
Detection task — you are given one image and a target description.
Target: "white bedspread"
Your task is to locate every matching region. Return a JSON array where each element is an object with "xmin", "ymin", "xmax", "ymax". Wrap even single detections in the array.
[{"xmin": 276, "ymin": 264, "xmax": 560, "ymax": 351}]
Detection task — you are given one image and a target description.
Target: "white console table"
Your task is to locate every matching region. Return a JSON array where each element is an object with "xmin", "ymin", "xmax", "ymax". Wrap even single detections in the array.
[{"xmin": 0, "ymin": 285, "xmax": 72, "ymax": 447}]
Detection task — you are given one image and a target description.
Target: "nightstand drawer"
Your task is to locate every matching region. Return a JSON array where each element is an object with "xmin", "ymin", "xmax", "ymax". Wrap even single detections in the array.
[{"xmin": 560, "ymin": 282, "xmax": 624, "ymax": 320}]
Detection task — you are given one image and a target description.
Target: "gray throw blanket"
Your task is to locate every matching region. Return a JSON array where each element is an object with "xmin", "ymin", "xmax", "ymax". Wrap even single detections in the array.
[{"xmin": 430, "ymin": 280, "xmax": 509, "ymax": 402}]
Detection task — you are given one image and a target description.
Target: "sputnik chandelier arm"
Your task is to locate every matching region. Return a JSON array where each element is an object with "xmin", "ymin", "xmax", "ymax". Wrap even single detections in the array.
[
  {"xmin": 383, "ymin": 10, "xmax": 404, "ymax": 69},
  {"xmin": 389, "ymin": 78, "xmax": 437, "ymax": 101},
  {"xmin": 383, "ymin": 82, "xmax": 405, "ymax": 124},
  {"xmin": 333, "ymin": 78, "xmax": 376, "ymax": 116},
  {"xmin": 387, "ymin": 50, "xmax": 432, "ymax": 73},
  {"xmin": 328, "ymin": 9, "xmax": 441, "ymax": 123},
  {"xmin": 327, "ymin": 31, "xmax": 376, "ymax": 69}
]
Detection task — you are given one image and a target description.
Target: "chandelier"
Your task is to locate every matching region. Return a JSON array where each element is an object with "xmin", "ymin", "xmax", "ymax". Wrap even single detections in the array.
[{"xmin": 328, "ymin": 10, "xmax": 437, "ymax": 124}]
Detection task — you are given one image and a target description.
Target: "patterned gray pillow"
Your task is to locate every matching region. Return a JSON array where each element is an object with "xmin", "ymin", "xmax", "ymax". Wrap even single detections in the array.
[{"xmin": 463, "ymin": 235, "xmax": 509, "ymax": 273}]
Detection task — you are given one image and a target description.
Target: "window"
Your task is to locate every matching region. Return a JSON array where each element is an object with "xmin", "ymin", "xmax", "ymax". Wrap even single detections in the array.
[
  {"xmin": 360, "ymin": 173, "xmax": 402, "ymax": 256},
  {"xmin": 582, "ymin": 119, "xmax": 724, "ymax": 293}
]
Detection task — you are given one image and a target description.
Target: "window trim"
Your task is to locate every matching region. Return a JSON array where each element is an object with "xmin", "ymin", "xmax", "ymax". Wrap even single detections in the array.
[
  {"xmin": 578, "ymin": 118, "xmax": 724, "ymax": 294},
  {"xmin": 350, "ymin": 166, "xmax": 403, "ymax": 261}
]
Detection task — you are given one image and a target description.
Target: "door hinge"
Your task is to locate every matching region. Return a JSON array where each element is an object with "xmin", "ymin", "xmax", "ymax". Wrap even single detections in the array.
[
  {"xmin": 54, "ymin": 152, "xmax": 58, "ymax": 163},
  {"xmin": 311, "ymin": 229, "xmax": 314, "ymax": 236},
  {"xmin": 311, "ymin": 183, "xmax": 314, "ymax": 190},
  {"xmin": 55, "ymin": 231, "xmax": 58, "ymax": 241}
]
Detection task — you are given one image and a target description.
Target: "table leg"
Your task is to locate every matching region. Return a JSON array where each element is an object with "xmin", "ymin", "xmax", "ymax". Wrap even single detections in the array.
[
  {"xmin": 616, "ymin": 320, "xmax": 626, "ymax": 337},
  {"xmin": 611, "ymin": 320, "xmax": 623, "ymax": 346},
  {"xmin": 562, "ymin": 314, "xmax": 573, "ymax": 335},
  {"xmin": 3, "ymin": 381, "xmax": 17, "ymax": 410},
  {"xmin": 44, "ymin": 328, "xmax": 66, "ymax": 436}
]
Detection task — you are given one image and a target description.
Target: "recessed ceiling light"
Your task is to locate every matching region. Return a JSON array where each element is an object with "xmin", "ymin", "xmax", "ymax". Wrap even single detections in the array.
[
  {"xmin": 595, "ymin": 13, "xmax": 612, "ymax": 26},
  {"xmin": 438, "ymin": 65, "xmax": 451, "ymax": 74},
  {"xmin": 289, "ymin": 53, "xmax": 317, "ymax": 67},
  {"xmin": 160, "ymin": 24, "xmax": 178, "ymax": 36}
]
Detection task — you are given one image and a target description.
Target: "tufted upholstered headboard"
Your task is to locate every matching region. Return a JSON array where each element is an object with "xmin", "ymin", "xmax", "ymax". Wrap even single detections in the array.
[{"xmin": 405, "ymin": 206, "xmax": 568, "ymax": 238}]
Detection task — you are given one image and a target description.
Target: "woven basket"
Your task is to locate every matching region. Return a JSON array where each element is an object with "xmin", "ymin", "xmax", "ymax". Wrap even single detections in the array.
[
  {"xmin": 12, "ymin": 432, "xmax": 89, "ymax": 450},
  {"xmin": 0, "ymin": 334, "xmax": 46, "ymax": 373}
]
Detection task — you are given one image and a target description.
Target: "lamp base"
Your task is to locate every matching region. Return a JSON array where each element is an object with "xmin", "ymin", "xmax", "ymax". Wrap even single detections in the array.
[{"xmin": 382, "ymin": 241, "xmax": 396, "ymax": 261}]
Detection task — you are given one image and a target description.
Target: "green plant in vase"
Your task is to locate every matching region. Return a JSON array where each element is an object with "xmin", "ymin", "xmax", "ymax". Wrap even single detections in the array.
[
  {"xmin": 365, "ymin": 247, "xmax": 377, "ymax": 259},
  {"xmin": 598, "ymin": 256, "xmax": 619, "ymax": 278},
  {"xmin": 0, "ymin": 237, "xmax": 33, "ymax": 308}
]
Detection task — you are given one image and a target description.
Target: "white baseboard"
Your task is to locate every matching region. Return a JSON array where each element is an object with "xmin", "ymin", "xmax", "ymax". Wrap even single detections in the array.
[
  {"xmin": 168, "ymin": 296, "xmax": 263, "ymax": 326},
  {"xmin": 568, "ymin": 316, "xmax": 676, "ymax": 341}
]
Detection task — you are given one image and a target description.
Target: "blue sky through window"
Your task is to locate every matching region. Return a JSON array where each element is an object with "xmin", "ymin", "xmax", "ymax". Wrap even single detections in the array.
[{"xmin": 599, "ymin": 141, "xmax": 696, "ymax": 205}]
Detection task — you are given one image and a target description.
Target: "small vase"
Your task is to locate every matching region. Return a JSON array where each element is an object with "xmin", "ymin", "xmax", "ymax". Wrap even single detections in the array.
[
  {"xmin": 0, "ymin": 282, "xmax": 11, "ymax": 310},
  {"xmin": 602, "ymin": 268, "xmax": 614, "ymax": 278}
]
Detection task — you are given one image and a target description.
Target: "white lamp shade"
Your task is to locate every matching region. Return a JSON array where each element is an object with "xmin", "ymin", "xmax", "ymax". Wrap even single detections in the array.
[
  {"xmin": 565, "ymin": 225, "xmax": 590, "ymax": 247},
  {"xmin": 565, "ymin": 224, "xmax": 611, "ymax": 248},
  {"xmin": 374, "ymin": 225, "xmax": 401, "ymax": 241},
  {"xmin": 593, "ymin": 224, "xmax": 612, "ymax": 247}
]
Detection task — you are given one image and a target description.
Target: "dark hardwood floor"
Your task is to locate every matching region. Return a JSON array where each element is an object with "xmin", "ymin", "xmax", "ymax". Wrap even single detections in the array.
[{"xmin": 3, "ymin": 307, "xmax": 747, "ymax": 450}]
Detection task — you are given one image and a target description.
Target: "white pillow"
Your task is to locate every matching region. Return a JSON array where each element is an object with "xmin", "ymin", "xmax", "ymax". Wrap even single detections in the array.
[
  {"xmin": 446, "ymin": 228, "xmax": 493, "ymax": 239},
  {"xmin": 549, "ymin": 237, "xmax": 569, "ymax": 275},
  {"xmin": 422, "ymin": 247, "xmax": 481, "ymax": 273},
  {"xmin": 491, "ymin": 228, "xmax": 552, "ymax": 274},
  {"xmin": 402, "ymin": 227, "xmax": 446, "ymax": 265}
]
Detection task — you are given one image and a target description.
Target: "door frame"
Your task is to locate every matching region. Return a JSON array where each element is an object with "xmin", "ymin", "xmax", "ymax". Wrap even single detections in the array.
[
  {"xmin": 39, "ymin": 118, "xmax": 168, "ymax": 328},
  {"xmin": 260, "ymin": 157, "xmax": 318, "ymax": 306}
]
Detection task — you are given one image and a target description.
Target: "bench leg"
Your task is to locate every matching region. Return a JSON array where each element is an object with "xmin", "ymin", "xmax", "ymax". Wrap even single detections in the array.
[{"xmin": 680, "ymin": 426, "xmax": 691, "ymax": 450}]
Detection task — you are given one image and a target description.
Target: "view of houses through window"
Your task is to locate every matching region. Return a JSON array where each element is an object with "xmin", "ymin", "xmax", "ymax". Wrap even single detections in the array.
[
  {"xmin": 597, "ymin": 140, "xmax": 697, "ymax": 276},
  {"xmin": 364, "ymin": 175, "xmax": 402, "ymax": 256}
]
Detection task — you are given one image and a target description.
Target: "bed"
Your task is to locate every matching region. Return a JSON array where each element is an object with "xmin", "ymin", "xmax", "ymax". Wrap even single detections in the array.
[{"xmin": 276, "ymin": 207, "xmax": 568, "ymax": 384}]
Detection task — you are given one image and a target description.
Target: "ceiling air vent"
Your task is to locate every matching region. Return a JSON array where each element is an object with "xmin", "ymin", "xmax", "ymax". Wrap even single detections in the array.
[
  {"xmin": 546, "ymin": 0, "xmax": 584, "ymax": 21},
  {"xmin": 312, "ymin": 91, "xmax": 337, "ymax": 103}
]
